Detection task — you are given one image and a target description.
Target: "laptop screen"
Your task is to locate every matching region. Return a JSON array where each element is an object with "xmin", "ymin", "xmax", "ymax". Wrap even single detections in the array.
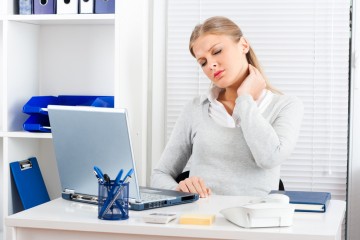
[{"xmin": 48, "ymin": 105, "xmax": 141, "ymax": 200}]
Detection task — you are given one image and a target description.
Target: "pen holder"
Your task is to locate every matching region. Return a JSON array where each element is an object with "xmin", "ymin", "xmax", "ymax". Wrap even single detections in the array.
[{"xmin": 98, "ymin": 181, "xmax": 129, "ymax": 220}]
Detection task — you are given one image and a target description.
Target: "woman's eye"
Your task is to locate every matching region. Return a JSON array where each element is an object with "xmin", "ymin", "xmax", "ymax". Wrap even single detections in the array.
[
  {"xmin": 200, "ymin": 61, "xmax": 207, "ymax": 67},
  {"xmin": 214, "ymin": 49, "xmax": 222, "ymax": 55}
]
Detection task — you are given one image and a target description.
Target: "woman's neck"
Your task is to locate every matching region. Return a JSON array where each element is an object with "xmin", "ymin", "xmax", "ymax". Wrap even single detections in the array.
[
  {"xmin": 217, "ymin": 88, "xmax": 238, "ymax": 115},
  {"xmin": 219, "ymin": 88, "xmax": 237, "ymax": 102}
]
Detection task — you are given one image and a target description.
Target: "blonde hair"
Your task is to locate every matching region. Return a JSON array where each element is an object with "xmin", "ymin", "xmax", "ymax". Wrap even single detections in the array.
[{"xmin": 189, "ymin": 16, "xmax": 281, "ymax": 94}]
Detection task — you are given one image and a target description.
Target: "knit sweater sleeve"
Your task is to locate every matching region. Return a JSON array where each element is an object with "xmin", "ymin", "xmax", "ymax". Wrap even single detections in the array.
[
  {"xmin": 150, "ymin": 100, "xmax": 196, "ymax": 190},
  {"xmin": 234, "ymin": 94, "xmax": 303, "ymax": 169}
]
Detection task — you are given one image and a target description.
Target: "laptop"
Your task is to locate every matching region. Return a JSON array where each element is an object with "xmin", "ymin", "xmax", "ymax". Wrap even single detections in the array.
[{"xmin": 48, "ymin": 105, "xmax": 199, "ymax": 211}]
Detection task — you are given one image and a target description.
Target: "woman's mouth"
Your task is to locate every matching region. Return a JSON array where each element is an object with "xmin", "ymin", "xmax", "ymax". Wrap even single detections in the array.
[{"xmin": 214, "ymin": 70, "xmax": 224, "ymax": 78}]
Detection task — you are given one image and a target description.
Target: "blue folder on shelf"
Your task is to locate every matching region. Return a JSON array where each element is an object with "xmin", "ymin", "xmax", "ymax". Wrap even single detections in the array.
[
  {"xmin": 33, "ymin": 0, "xmax": 55, "ymax": 14},
  {"xmin": 95, "ymin": 0, "xmax": 115, "ymax": 13},
  {"xmin": 19, "ymin": 0, "xmax": 33, "ymax": 15},
  {"xmin": 23, "ymin": 95, "xmax": 114, "ymax": 115},
  {"xmin": 22, "ymin": 95, "xmax": 114, "ymax": 132},
  {"xmin": 10, "ymin": 157, "xmax": 50, "ymax": 210}
]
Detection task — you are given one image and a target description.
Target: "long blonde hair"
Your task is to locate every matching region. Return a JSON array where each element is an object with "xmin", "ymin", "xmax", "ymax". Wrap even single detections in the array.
[{"xmin": 189, "ymin": 16, "xmax": 281, "ymax": 94}]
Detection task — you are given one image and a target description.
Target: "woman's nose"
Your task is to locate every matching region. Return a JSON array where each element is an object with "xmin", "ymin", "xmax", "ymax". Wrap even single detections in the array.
[{"xmin": 210, "ymin": 62, "xmax": 217, "ymax": 70}]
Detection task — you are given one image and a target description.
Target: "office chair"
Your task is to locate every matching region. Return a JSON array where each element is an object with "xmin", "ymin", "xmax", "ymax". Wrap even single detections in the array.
[{"xmin": 175, "ymin": 171, "xmax": 285, "ymax": 191}]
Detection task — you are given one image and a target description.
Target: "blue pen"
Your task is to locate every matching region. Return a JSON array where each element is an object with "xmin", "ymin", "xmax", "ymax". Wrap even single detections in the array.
[
  {"xmin": 121, "ymin": 168, "xmax": 134, "ymax": 183},
  {"xmin": 108, "ymin": 168, "xmax": 124, "ymax": 196},
  {"xmin": 93, "ymin": 166, "xmax": 105, "ymax": 184},
  {"xmin": 114, "ymin": 169, "xmax": 124, "ymax": 184}
]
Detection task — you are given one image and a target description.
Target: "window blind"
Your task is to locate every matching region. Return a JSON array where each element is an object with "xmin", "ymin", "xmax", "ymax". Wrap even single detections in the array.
[{"xmin": 166, "ymin": 0, "xmax": 350, "ymax": 201}]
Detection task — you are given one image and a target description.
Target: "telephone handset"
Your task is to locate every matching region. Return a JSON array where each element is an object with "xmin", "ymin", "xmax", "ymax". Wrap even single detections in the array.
[{"xmin": 220, "ymin": 194, "xmax": 294, "ymax": 228}]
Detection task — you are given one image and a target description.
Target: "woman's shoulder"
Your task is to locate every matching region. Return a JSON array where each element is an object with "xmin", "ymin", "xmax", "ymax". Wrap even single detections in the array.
[
  {"xmin": 271, "ymin": 92, "xmax": 302, "ymax": 105},
  {"xmin": 270, "ymin": 92, "xmax": 304, "ymax": 113},
  {"xmin": 178, "ymin": 95, "xmax": 207, "ymax": 119},
  {"xmin": 183, "ymin": 95, "xmax": 208, "ymax": 108}
]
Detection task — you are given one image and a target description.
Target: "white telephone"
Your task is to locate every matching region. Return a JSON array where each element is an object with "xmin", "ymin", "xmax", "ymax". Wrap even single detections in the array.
[
  {"xmin": 250, "ymin": 193, "xmax": 290, "ymax": 204},
  {"xmin": 220, "ymin": 194, "xmax": 294, "ymax": 228}
]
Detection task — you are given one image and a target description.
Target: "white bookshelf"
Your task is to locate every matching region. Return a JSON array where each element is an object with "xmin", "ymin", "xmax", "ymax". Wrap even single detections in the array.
[
  {"xmin": 7, "ymin": 13, "xmax": 115, "ymax": 24},
  {"xmin": 0, "ymin": 1, "xmax": 150, "ymax": 239}
]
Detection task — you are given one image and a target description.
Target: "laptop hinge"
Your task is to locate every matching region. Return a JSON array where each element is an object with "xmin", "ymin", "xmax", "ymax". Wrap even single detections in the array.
[
  {"xmin": 62, "ymin": 189, "xmax": 98, "ymax": 204},
  {"xmin": 64, "ymin": 188, "xmax": 75, "ymax": 194}
]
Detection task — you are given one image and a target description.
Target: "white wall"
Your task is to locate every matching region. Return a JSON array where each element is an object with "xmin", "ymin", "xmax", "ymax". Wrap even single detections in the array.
[
  {"xmin": 116, "ymin": 0, "xmax": 150, "ymax": 186},
  {"xmin": 148, "ymin": 0, "xmax": 167, "ymax": 183}
]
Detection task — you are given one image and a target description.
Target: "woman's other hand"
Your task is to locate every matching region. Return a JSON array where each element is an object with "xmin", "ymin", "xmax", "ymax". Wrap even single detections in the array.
[
  {"xmin": 176, "ymin": 176, "xmax": 212, "ymax": 198},
  {"xmin": 237, "ymin": 64, "xmax": 266, "ymax": 100}
]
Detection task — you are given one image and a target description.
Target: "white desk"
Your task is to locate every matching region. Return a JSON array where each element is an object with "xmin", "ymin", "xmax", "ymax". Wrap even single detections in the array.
[{"xmin": 5, "ymin": 196, "xmax": 345, "ymax": 240}]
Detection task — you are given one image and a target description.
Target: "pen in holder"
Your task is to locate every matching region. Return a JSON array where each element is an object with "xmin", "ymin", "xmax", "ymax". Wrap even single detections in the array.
[{"xmin": 98, "ymin": 180, "xmax": 129, "ymax": 220}]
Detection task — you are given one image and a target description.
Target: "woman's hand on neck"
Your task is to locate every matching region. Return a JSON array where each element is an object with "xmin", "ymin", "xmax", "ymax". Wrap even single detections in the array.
[{"xmin": 236, "ymin": 64, "xmax": 266, "ymax": 100}]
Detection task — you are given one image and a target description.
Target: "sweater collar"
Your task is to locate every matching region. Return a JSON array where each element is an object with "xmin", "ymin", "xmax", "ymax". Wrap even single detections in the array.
[{"xmin": 200, "ymin": 85, "xmax": 268, "ymax": 105}]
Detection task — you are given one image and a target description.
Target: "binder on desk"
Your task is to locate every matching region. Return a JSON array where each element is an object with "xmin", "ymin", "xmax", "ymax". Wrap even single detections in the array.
[
  {"xmin": 270, "ymin": 190, "xmax": 331, "ymax": 213},
  {"xmin": 10, "ymin": 157, "xmax": 50, "ymax": 210}
]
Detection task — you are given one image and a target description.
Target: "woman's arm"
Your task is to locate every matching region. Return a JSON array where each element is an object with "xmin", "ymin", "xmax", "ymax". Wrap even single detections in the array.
[
  {"xmin": 235, "ymin": 94, "xmax": 303, "ymax": 169},
  {"xmin": 150, "ymin": 101, "xmax": 195, "ymax": 190}
]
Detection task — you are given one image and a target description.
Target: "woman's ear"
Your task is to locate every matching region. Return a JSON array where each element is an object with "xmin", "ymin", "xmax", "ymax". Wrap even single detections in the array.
[{"xmin": 238, "ymin": 37, "xmax": 250, "ymax": 54}]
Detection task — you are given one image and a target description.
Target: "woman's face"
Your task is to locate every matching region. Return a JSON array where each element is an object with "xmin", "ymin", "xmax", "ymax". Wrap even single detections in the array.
[{"xmin": 192, "ymin": 34, "xmax": 249, "ymax": 89}]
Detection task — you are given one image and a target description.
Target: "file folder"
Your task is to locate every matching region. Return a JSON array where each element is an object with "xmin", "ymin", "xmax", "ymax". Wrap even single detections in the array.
[
  {"xmin": 95, "ymin": 0, "xmax": 115, "ymax": 14},
  {"xmin": 57, "ymin": 0, "xmax": 79, "ymax": 14},
  {"xmin": 19, "ymin": 0, "xmax": 33, "ymax": 15},
  {"xmin": 10, "ymin": 157, "xmax": 50, "ymax": 210},
  {"xmin": 34, "ymin": 0, "xmax": 55, "ymax": 14},
  {"xmin": 80, "ymin": 0, "xmax": 94, "ymax": 14}
]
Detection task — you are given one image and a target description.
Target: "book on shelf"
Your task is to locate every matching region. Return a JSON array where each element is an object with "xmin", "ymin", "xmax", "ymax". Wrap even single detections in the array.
[{"xmin": 270, "ymin": 190, "xmax": 331, "ymax": 213}]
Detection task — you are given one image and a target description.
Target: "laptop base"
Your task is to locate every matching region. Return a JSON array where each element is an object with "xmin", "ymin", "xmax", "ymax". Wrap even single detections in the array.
[{"xmin": 62, "ymin": 187, "xmax": 199, "ymax": 211}]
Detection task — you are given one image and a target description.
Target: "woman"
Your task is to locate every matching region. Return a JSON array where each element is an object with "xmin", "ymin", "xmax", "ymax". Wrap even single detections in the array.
[{"xmin": 151, "ymin": 16, "xmax": 303, "ymax": 198}]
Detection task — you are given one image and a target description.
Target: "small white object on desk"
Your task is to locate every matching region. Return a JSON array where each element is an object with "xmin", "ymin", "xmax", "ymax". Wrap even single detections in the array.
[{"xmin": 143, "ymin": 212, "xmax": 177, "ymax": 224}]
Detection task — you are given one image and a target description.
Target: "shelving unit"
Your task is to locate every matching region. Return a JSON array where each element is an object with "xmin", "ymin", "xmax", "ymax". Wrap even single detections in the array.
[{"xmin": 0, "ymin": 1, "xmax": 150, "ymax": 239}]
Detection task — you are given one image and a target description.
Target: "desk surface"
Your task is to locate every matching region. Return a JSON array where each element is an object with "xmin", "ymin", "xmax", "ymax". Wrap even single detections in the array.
[{"xmin": 6, "ymin": 196, "xmax": 345, "ymax": 240}]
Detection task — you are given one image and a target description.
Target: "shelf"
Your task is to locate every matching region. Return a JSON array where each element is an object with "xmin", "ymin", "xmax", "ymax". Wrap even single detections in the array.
[
  {"xmin": 1, "ymin": 2, "xmax": 149, "ymax": 240},
  {"xmin": 7, "ymin": 14, "xmax": 115, "ymax": 25},
  {"xmin": 2, "ymin": 131, "xmax": 52, "ymax": 139}
]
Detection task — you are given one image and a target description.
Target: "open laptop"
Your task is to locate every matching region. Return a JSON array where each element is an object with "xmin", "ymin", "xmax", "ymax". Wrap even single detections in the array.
[{"xmin": 48, "ymin": 105, "xmax": 199, "ymax": 211}]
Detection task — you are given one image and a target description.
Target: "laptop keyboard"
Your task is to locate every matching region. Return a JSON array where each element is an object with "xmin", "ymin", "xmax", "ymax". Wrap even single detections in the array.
[{"xmin": 140, "ymin": 192, "xmax": 176, "ymax": 203}]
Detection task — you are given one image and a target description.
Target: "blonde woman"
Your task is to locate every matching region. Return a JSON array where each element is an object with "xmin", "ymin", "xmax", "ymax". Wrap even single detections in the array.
[{"xmin": 151, "ymin": 16, "xmax": 303, "ymax": 198}]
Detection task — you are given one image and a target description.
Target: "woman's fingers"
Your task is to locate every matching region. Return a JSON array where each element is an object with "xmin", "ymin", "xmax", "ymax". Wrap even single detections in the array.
[
  {"xmin": 176, "ymin": 176, "xmax": 211, "ymax": 198},
  {"xmin": 237, "ymin": 64, "xmax": 266, "ymax": 100}
]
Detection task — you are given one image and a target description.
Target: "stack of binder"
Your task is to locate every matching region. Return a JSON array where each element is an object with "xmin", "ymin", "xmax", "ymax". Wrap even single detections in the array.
[
  {"xmin": 19, "ymin": 0, "xmax": 115, "ymax": 15},
  {"xmin": 22, "ymin": 95, "xmax": 114, "ymax": 132}
]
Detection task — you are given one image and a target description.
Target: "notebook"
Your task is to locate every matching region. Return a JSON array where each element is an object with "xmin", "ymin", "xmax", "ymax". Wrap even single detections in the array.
[
  {"xmin": 270, "ymin": 190, "xmax": 331, "ymax": 213},
  {"xmin": 48, "ymin": 105, "xmax": 199, "ymax": 211}
]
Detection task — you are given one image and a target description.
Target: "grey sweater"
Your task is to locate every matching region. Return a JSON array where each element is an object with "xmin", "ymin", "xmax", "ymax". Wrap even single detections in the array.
[{"xmin": 151, "ymin": 94, "xmax": 303, "ymax": 196}]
